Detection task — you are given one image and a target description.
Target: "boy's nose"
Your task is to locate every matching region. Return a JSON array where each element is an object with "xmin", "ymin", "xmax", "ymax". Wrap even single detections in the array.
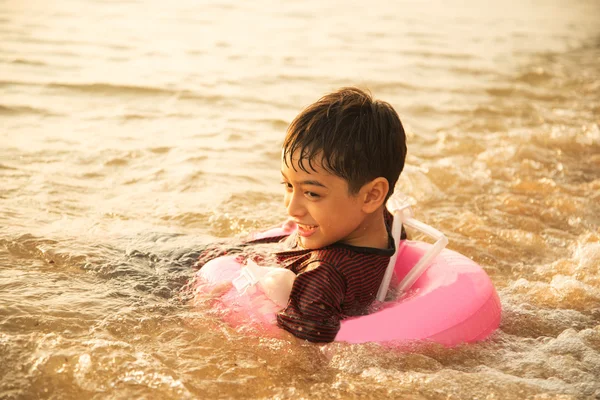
[{"xmin": 285, "ymin": 192, "xmax": 305, "ymax": 218}]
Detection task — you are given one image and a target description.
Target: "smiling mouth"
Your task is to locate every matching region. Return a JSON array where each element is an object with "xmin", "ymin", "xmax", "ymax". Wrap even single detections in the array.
[{"xmin": 297, "ymin": 224, "xmax": 318, "ymax": 237}]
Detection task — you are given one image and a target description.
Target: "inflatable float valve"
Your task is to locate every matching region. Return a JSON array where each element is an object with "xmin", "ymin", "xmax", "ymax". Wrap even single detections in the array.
[
  {"xmin": 232, "ymin": 259, "xmax": 262, "ymax": 291},
  {"xmin": 232, "ymin": 259, "xmax": 296, "ymax": 308},
  {"xmin": 376, "ymin": 196, "xmax": 449, "ymax": 301}
]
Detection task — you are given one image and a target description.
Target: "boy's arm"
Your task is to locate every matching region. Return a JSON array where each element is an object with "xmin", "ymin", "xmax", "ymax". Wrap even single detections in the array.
[
  {"xmin": 195, "ymin": 233, "xmax": 289, "ymax": 269},
  {"xmin": 276, "ymin": 262, "xmax": 345, "ymax": 343},
  {"xmin": 195, "ymin": 242, "xmax": 245, "ymax": 268}
]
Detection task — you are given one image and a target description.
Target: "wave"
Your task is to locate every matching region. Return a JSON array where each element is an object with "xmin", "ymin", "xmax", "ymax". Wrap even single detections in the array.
[
  {"xmin": 0, "ymin": 104, "xmax": 58, "ymax": 116},
  {"xmin": 0, "ymin": 163, "xmax": 19, "ymax": 170},
  {"xmin": 9, "ymin": 58, "xmax": 48, "ymax": 66},
  {"xmin": 2, "ymin": 34, "xmax": 134, "ymax": 52},
  {"xmin": 46, "ymin": 82, "xmax": 184, "ymax": 96},
  {"xmin": 0, "ymin": 79, "xmax": 236, "ymax": 104},
  {"xmin": 403, "ymin": 50, "xmax": 476, "ymax": 60}
]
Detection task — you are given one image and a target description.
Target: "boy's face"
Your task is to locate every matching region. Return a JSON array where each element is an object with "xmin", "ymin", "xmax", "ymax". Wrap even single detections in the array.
[{"xmin": 281, "ymin": 153, "xmax": 368, "ymax": 249}]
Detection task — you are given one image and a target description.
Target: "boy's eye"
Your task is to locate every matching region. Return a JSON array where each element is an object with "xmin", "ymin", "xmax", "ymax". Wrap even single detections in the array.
[
  {"xmin": 280, "ymin": 181, "xmax": 293, "ymax": 191},
  {"xmin": 305, "ymin": 191, "xmax": 320, "ymax": 199}
]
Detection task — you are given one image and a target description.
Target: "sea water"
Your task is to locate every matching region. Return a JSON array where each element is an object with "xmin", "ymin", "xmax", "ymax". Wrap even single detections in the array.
[{"xmin": 1, "ymin": 0, "xmax": 599, "ymax": 398}]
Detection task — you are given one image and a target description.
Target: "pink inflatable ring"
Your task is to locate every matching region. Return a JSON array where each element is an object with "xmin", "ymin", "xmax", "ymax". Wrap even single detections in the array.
[{"xmin": 194, "ymin": 204, "xmax": 502, "ymax": 346}]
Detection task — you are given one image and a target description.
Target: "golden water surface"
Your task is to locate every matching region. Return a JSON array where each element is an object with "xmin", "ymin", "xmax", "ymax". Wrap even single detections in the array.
[{"xmin": 1, "ymin": 0, "xmax": 599, "ymax": 399}]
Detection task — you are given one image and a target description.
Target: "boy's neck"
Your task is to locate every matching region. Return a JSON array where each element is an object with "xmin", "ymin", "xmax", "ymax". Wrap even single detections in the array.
[{"xmin": 344, "ymin": 207, "xmax": 389, "ymax": 250}]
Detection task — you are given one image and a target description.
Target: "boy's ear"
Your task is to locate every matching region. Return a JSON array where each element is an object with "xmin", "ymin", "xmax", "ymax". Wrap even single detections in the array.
[{"xmin": 360, "ymin": 177, "xmax": 389, "ymax": 214}]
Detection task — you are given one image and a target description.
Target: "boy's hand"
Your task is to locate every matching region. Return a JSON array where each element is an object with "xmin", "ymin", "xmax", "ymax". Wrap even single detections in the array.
[
  {"xmin": 209, "ymin": 281, "xmax": 233, "ymax": 296},
  {"xmin": 192, "ymin": 281, "xmax": 233, "ymax": 306}
]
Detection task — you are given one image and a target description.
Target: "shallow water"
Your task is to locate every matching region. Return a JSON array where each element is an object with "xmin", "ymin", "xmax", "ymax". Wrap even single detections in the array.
[{"xmin": 1, "ymin": 0, "xmax": 599, "ymax": 398}]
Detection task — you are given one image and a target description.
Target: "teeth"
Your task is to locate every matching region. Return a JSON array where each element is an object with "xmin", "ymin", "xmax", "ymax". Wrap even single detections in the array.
[{"xmin": 299, "ymin": 224, "xmax": 317, "ymax": 229}]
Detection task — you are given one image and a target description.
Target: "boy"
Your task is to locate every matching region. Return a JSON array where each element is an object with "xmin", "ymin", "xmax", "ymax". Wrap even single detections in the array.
[{"xmin": 199, "ymin": 87, "xmax": 407, "ymax": 342}]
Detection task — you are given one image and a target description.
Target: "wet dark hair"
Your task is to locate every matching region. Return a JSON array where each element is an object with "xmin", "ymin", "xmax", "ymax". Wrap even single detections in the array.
[{"xmin": 282, "ymin": 87, "xmax": 407, "ymax": 199}]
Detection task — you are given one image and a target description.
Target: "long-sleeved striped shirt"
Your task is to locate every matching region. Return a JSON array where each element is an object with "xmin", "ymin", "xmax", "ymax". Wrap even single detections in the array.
[
  {"xmin": 196, "ymin": 211, "xmax": 402, "ymax": 343},
  {"xmin": 273, "ymin": 238, "xmax": 395, "ymax": 342}
]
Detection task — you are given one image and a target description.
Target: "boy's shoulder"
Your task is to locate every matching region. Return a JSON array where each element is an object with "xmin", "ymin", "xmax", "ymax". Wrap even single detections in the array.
[{"xmin": 277, "ymin": 241, "xmax": 393, "ymax": 275}]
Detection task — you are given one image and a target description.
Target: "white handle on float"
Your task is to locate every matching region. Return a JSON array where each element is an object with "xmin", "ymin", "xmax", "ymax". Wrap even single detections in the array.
[
  {"xmin": 232, "ymin": 260, "xmax": 296, "ymax": 309},
  {"xmin": 376, "ymin": 208, "xmax": 404, "ymax": 301},
  {"xmin": 376, "ymin": 199, "xmax": 449, "ymax": 301},
  {"xmin": 396, "ymin": 210, "xmax": 448, "ymax": 294},
  {"xmin": 232, "ymin": 259, "xmax": 264, "ymax": 293}
]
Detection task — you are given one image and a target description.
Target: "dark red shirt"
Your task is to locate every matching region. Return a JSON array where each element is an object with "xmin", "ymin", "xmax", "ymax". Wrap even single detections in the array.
[
  {"xmin": 273, "ymin": 239, "xmax": 395, "ymax": 342},
  {"xmin": 196, "ymin": 211, "xmax": 402, "ymax": 343},
  {"xmin": 245, "ymin": 210, "xmax": 400, "ymax": 343}
]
